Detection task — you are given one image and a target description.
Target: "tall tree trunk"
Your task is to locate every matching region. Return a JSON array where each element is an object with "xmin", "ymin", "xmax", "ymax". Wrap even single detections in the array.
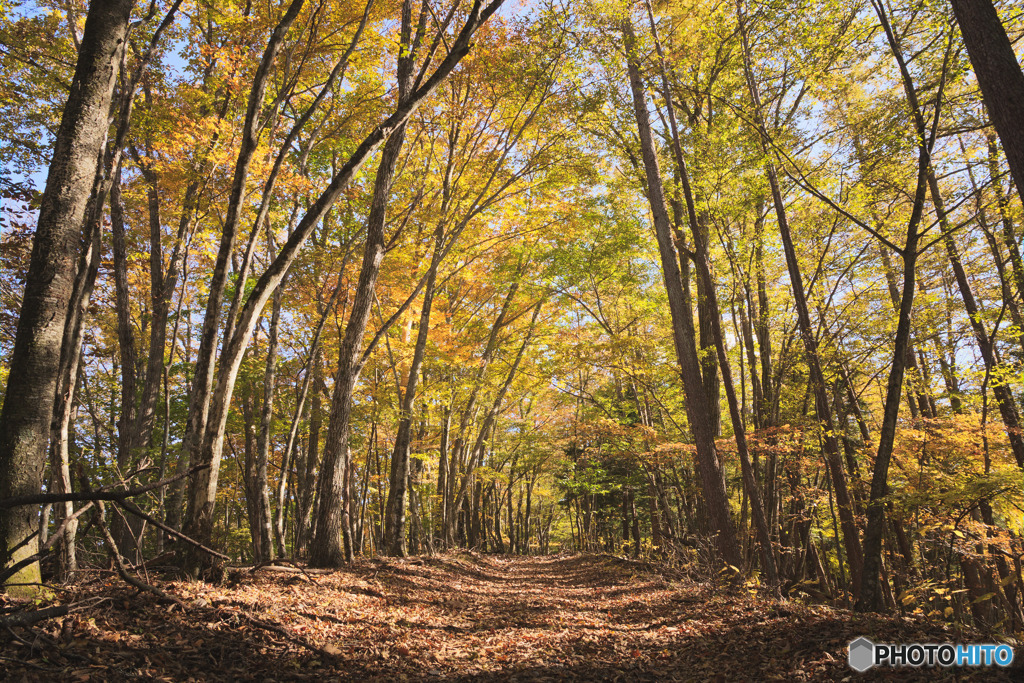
[
  {"xmin": 311, "ymin": 0, "xmax": 423, "ymax": 566},
  {"xmin": 987, "ymin": 134, "xmax": 1024, "ymax": 306},
  {"xmin": 48, "ymin": 217, "xmax": 102, "ymax": 581},
  {"xmin": 383, "ymin": 226, "xmax": 443, "ymax": 556},
  {"xmin": 753, "ymin": 206, "xmax": 776, "ymax": 426},
  {"xmin": 0, "ymin": 0, "xmax": 134, "ymax": 595},
  {"xmin": 856, "ymin": 0, "xmax": 935, "ymax": 611},
  {"xmin": 441, "ymin": 281, "xmax": 521, "ymax": 543},
  {"xmin": 642, "ymin": 0, "xmax": 773, "ymax": 583},
  {"xmin": 693, "ymin": 253, "xmax": 780, "ymax": 589},
  {"xmin": 622, "ymin": 19, "xmax": 741, "ymax": 568},
  {"xmin": 273, "ymin": 291, "xmax": 336, "ymax": 556},
  {"xmin": 252, "ymin": 274, "xmax": 283, "ymax": 562},
  {"xmin": 437, "ymin": 405, "xmax": 452, "ymax": 543},
  {"xmin": 295, "ymin": 357, "xmax": 323, "ymax": 556},
  {"xmin": 241, "ymin": 386, "xmax": 262, "ymax": 561},
  {"xmin": 109, "ymin": 165, "xmax": 147, "ymax": 562},
  {"xmin": 876, "ymin": 246, "xmax": 933, "ymax": 417},
  {"xmin": 736, "ymin": 2, "xmax": 863, "ymax": 591},
  {"xmin": 949, "ymin": 0, "xmax": 1024, "ymax": 199}
]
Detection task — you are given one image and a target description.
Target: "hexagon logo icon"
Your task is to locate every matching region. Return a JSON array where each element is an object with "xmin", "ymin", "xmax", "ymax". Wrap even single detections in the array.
[{"xmin": 848, "ymin": 637, "xmax": 875, "ymax": 672}]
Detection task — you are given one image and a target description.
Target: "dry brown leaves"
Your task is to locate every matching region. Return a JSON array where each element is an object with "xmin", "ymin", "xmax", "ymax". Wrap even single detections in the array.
[{"xmin": 1, "ymin": 553, "xmax": 1018, "ymax": 681}]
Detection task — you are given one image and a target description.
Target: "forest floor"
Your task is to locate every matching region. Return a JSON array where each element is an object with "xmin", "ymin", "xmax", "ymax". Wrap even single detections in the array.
[{"xmin": 1, "ymin": 552, "xmax": 1019, "ymax": 681}]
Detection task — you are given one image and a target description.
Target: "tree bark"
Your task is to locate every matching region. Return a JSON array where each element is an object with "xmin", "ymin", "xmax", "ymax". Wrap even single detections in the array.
[
  {"xmin": 622, "ymin": 19, "xmax": 741, "ymax": 568},
  {"xmin": 693, "ymin": 254, "xmax": 780, "ymax": 589},
  {"xmin": 383, "ymin": 226, "xmax": 443, "ymax": 556},
  {"xmin": 949, "ymin": 0, "xmax": 1024, "ymax": 200},
  {"xmin": 0, "ymin": 0, "xmax": 134, "ymax": 595},
  {"xmin": 448, "ymin": 305, "xmax": 542, "ymax": 545}
]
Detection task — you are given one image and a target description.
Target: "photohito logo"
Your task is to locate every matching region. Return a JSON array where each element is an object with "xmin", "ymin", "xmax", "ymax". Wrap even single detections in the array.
[{"xmin": 848, "ymin": 637, "xmax": 1014, "ymax": 672}]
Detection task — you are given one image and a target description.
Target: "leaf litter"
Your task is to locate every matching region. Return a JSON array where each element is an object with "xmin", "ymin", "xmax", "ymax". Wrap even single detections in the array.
[{"xmin": 1, "ymin": 553, "xmax": 1018, "ymax": 681}]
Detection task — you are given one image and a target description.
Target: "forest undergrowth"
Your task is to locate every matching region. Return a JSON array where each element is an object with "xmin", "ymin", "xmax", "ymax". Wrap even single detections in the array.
[{"xmin": 1, "ymin": 553, "xmax": 1018, "ymax": 681}]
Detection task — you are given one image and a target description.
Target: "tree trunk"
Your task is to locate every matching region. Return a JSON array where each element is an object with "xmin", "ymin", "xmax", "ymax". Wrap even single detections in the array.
[
  {"xmin": 110, "ymin": 165, "xmax": 146, "ymax": 562},
  {"xmin": 311, "ymin": 0, "xmax": 423, "ymax": 566},
  {"xmin": 187, "ymin": 0, "xmax": 505, "ymax": 570},
  {"xmin": 949, "ymin": 0, "xmax": 1024, "ymax": 199},
  {"xmin": 929, "ymin": 169, "xmax": 1024, "ymax": 470},
  {"xmin": 441, "ymin": 281, "xmax": 521, "ymax": 543},
  {"xmin": 736, "ymin": 4, "xmax": 863, "ymax": 591},
  {"xmin": 694, "ymin": 253, "xmax": 780, "ymax": 588},
  {"xmin": 0, "ymin": 0, "xmax": 134, "ymax": 595},
  {"xmin": 622, "ymin": 19, "xmax": 741, "ymax": 569},
  {"xmin": 252, "ymin": 276, "xmax": 283, "ymax": 562},
  {"xmin": 448, "ymin": 305, "xmax": 543, "ymax": 541},
  {"xmin": 383, "ymin": 226, "xmax": 443, "ymax": 556},
  {"xmin": 295, "ymin": 358, "xmax": 323, "ymax": 556},
  {"xmin": 179, "ymin": 0, "xmax": 306, "ymax": 574},
  {"xmin": 273, "ymin": 296, "xmax": 334, "ymax": 556},
  {"xmin": 856, "ymin": 0, "xmax": 933, "ymax": 611},
  {"xmin": 47, "ymin": 218, "xmax": 102, "ymax": 581}
]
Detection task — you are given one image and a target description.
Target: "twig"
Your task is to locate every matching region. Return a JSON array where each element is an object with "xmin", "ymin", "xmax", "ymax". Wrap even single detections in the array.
[{"xmin": 0, "ymin": 653, "xmax": 60, "ymax": 672}]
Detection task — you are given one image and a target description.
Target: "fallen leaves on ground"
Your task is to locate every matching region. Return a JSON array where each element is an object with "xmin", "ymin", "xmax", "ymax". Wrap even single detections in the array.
[{"xmin": 1, "ymin": 553, "xmax": 1018, "ymax": 681}]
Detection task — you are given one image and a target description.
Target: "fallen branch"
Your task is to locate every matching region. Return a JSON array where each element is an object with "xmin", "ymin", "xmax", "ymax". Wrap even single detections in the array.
[
  {"xmin": 116, "ymin": 498, "xmax": 229, "ymax": 561},
  {"xmin": 0, "ymin": 465, "xmax": 209, "ymax": 509},
  {"xmin": 232, "ymin": 609, "xmax": 341, "ymax": 660},
  {"xmin": 0, "ymin": 605, "xmax": 69, "ymax": 629},
  {"xmin": 251, "ymin": 565, "xmax": 334, "ymax": 576}
]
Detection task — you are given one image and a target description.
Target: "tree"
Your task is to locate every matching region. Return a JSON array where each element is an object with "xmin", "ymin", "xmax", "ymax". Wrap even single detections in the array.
[
  {"xmin": 0, "ymin": 0, "xmax": 135, "ymax": 595},
  {"xmin": 621, "ymin": 17, "xmax": 742, "ymax": 569},
  {"xmin": 949, "ymin": 0, "xmax": 1024, "ymax": 199}
]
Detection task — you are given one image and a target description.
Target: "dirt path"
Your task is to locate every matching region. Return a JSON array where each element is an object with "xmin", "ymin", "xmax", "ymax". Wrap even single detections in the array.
[{"xmin": 1, "ymin": 553, "xmax": 1015, "ymax": 680}]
